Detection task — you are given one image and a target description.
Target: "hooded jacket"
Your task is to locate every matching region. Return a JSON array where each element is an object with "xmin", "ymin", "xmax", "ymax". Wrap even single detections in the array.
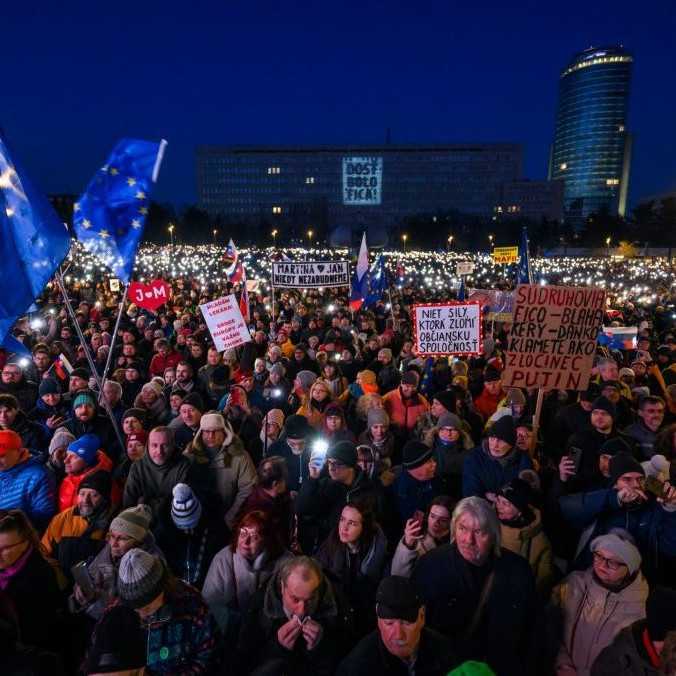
[
  {"xmin": 462, "ymin": 440, "xmax": 533, "ymax": 498},
  {"xmin": 122, "ymin": 444, "xmax": 191, "ymax": 520},
  {"xmin": 551, "ymin": 567, "xmax": 648, "ymax": 676},
  {"xmin": 58, "ymin": 450, "xmax": 116, "ymax": 513},
  {"xmin": 184, "ymin": 422, "xmax": 257, "ymax": 528}
]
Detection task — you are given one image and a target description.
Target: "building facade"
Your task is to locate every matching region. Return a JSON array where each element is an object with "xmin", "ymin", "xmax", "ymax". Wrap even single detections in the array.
[
  {"xmin": 549, "ymin": 46, "xmax": 633, "ymax": 224},
  {"xmin": 196, "ymin": 144, "xmax": 558, "ymax": 245}
]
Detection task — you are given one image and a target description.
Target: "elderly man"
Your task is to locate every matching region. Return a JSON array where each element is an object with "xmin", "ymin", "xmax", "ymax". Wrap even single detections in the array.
[
  {"xmin": 184, "ymin": 412, "xmax": 256, "ymax": 528},
  {"xmin": 550, "ymin": 532, "xmax": 648, "ymax": 675},
  {"xmin": 337, "ymin": 575, "xmax": 458, "ymax": 675},
  {"xmin": 412, "ymin": 496, "xmax": 538, "ymax": 675},
  {"xmin": 237, "ymin": 556, "xmax": 348, "ymax": 675},
  {"xmin": 123, "ymin": 426, "xmax": 191, "ymax": 520}
]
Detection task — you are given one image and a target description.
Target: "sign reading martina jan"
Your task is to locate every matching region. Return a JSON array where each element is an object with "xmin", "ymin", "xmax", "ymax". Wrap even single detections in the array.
[
  {"xmin": 412, "ymin": 302, "xmax": 482, "ymax": 356},
  {"xmin": 342, "ymin": 156, "xmax": 383, "ymax": 205},
  {"xmin": 271, "ymin": 261, "xmax": 350, "ymax": 289},
  {"xmin": 502, "ymin": 285, "xmax": 606, "ymax": 391}
]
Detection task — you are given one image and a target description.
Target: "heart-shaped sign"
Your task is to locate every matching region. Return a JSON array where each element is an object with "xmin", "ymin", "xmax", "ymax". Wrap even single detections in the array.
[
  {"xmin": 128, "ymin": 280, "xmax": 171, "ymax": 312},
  {"xmin": 316, "ymin": 264, "xmax": 325, "ymax": 273}
]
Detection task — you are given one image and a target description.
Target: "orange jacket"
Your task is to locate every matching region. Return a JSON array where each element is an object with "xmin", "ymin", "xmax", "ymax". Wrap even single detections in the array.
[
  {"xmin": 383, "ymin": 388, "xmax": 429, "ymax": 432},
  {"xmin": 41, "ymin": 505, "xmax": 107, "ymax": 557},
  {"xmin": 57, "ymin": 451, "xmax": 119, "ymax": 512}
]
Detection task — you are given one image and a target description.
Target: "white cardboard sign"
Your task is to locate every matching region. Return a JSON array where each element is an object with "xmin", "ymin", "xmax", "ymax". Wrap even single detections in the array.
[{"xmin": 200, "ymin": 294, "xmax": 251, "ymax": 352}]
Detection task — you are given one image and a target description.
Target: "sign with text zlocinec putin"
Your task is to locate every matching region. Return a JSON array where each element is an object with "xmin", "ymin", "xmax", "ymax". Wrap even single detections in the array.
[
  {"xmin": 271, "ymin": 261, "xmax": 350, "ymax": 289},
  {"xmin": 412, "ymin": 302, "xmax": 482, "ymax": 356},
  {"xmin": 502, "ymin": 285, "xmax": 606, "ymax": 391},
  {"xmin": 200, "ymin": 294, "xmax": 252, "ymax": 353},
  {"xmin": 342, "ymin": 157, "xmax": 383, "ymax": 205}
]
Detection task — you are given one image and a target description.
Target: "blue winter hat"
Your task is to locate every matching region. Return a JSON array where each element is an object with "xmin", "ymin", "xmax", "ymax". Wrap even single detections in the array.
[
  {"xmin": 67, "ymin": 433, "xmax": 101, "ymax": 466},
  {"xmin": 171, "ymin": 483, "xmax": 202, "ymax": 530}
]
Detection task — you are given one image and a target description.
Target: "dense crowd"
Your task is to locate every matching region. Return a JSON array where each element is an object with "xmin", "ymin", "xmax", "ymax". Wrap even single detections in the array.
[{"xmin": 1, "ymin": 244, "xmax": 676, "ymax": 676}]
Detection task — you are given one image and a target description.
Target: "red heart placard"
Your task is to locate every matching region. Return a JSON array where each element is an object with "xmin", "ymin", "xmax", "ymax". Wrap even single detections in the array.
[{"xmin": 128, "ymin": 280, "xmax": 172, "ymax": 312}]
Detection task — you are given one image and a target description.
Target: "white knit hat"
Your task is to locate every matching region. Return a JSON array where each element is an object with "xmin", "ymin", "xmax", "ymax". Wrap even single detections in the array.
[{"xmin": 171, "ymin": 483, "xmax": 202, "ymax": 530}]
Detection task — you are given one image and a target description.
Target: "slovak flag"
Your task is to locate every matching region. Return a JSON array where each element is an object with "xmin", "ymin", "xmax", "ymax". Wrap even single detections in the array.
[
  {"xmin": 350, "ymin": 232, "xmax": 370, "ymax": 312},
  {"xmin": 224, "ymin": 239, "xmax": 244, "ymax": 283},
  {"xmin": 239, "ymin": 266, "xmax": 250, "ymax": 322}
]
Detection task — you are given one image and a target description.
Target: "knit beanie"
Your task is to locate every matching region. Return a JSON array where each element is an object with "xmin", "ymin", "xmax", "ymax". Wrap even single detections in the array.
[
  {"xmin": 264, "ymin": 408, "xmax": 285, "ymax": 429},
  {"xmin": 39, "ymin": 378, "xmax": 62, "ymax": 397},
  {"xmin": 599, "ymin": 436, "xmax": 633, "ymax": 457},
  {"xmin": 285, "ymin": 414, "xmax": 311, "ymax": 439},
  {"xmin": 181, "ymin": 392, "xmax": 205, "ymax": 413},
  {"xmin": 141, "ymin": 381, "xmax": 163, "ymax": 397},
  {"xmin": 327, "ymin": 441, "xmax": 358, "ymax": 468},
  {"xmin": 505, "ymin": 388, "xmax": 526, "ymax": 406},
  {"xmin": 357, "ymin": 370, "xmax": 377, "ymax": 386},
  {"xmin": 401, "ymin": 371, "xmax": 418, "ymax": 386},
  {"xmin": 646, "ymin": 587, "xmax": 676, "ymax": 640},
  {"xmin": 122, "ymin": 407, "xmax": 147, "ymax": 424},
  {"xmin": 71, "ymin": 367, "xmax": 90, "ymax": 381},
  {"xmin": 488, "ymin": 416, "xmax": 516, "ymax": 446},
  {"xmin": 200, "ymin": 412, "xmax": 226, "ymax": 432},
  {"xmin": 591, "ymin": 396, "xmax": 617, "ymax": 420},
  {"xmin": 580, "ymin": 383, "xmax": 601, "ymax": 402},
  {"xmin": 0, "ymin": 429, "xmax": 22, "ymax": 455},
  {"xmin": 109, "ymin": 505, "xmax": 153, "ymax": 542},
  {"xmin": 590, "ymin": 532, "xmax": 642, "ymax": 574},
  {"xmin": 73, "ymin": 390, "xmax": 97, "ymax": 410},
  {"xmin": 171, "ymin": 483, "xmax": 202, "ymax": 530},
  {"xmin": 66, "ymin": 434, "xmax": 101, "ymax": 467},
  {"xmin": 210, "ymin": 365, "xmax": 230, "ymax": 386},
  {"xmin": 438, "ymin": 412, "xmax": 463, "ymax": 430},
  {"xmin": 49, "ymin": 427, "xmax": 76, "ymax": 456},
  {"xmin": 402, "ymin": 440, "xmax": 434, "ymax": 470},
  {"xmin": 367, "ymin": 407, "xmax": 390, "ymax": 428},
  {"xmin": 84, "ymin": 605, "xmax": 146, "ymax": 674},
  {"xmin": 296, "ymin": 370, "xmax": 317, "ymax": 391},
  {"xmin": 483, "ymin": 365, "xmax": 501, "ymax": 383},
  {"xmin": 609, "ymin": 453, "xmax": 645, "ymax": 485},
  {"xmin": 79, "ymin": 469, "xmax": 112, "ymax": 500},
  {"xmin": 270, "ymin": 363, "xmax": 285, "ymax": 378},
  {"xmin": 498, "ymin": 478, "xmax": 532, "ymax": 514},
  {"xmin": 433, "ymin": 390, "xmax": 457, "ymax": 414},
  {"xmin": 118, "ymin": 549, "xmax": 166, "ymax": 609}
]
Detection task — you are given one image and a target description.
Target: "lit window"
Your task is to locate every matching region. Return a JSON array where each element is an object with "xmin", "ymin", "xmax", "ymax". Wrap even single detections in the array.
[
  {"xmin": 606, "ymin": 178, "xmax": 620, "ymax": 186},
  {"xmin": 272, "ymin": 206, "xmax": 282, "ymax": 214},
  {"xmin": 267, "ymin": 167, "xmax": 281, "ymax": 175},
  {"xmin": 560, "ymin": 162, "xmax": 567, "ymax": 170},
  {"xmin": 618, "ymin": 125, "xmax": 625, "ymax": 132},
  {"xmin": 305, "ymin": 176, "xmax": 315, "ymax": 184}
]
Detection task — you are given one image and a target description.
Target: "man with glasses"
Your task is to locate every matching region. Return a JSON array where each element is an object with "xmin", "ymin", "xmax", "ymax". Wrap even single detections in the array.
[
  {"xmin": 0, "ymin": 362, "xmax": 38, "ymax": 413},
  {"xmin": 550, "ymin": 531, "xmax": 648, "ymax": 674}
]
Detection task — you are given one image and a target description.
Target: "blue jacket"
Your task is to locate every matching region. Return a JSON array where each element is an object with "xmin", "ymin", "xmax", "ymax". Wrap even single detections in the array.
[
  {"xmin": 0, "ymin": 451, "xmax": 56, "ymax": 529},
  {"xmin": 462, "ymin": 442, "xmax": 533, "ymax": 498},
  {"xmin": 559, "ymin": 488, "xmax": 676, "ymax": 575}
]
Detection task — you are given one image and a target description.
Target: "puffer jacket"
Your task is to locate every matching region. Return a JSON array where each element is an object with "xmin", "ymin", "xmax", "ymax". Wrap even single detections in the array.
[
  {"xmin": 7, "ymin": 409, "xmax": 50, "ymax": 460},
  {"xmin": 0, "ymin": 449, "xmax": 55, "ymax": 529},
  {"xmin": 58, "ymin": 450, "xmax": 116, "ymax": 513},
  {"xmin": 383, "ymin": 388, "xmax": 429, "ymax": 433},
  {"xmin": 550, "ymin": 567, "xmax": 648, "ymax": 676},
  {"xmin": 184, "ymin": 422, "xmax": 257, "ymax": 528},
  {"xmin": 462, "ymin": 441, "xmax": 533, "ymax": 498},
  {"xmin": 500, "ymin": 507, "xmax": 556, "ymax": 596}
]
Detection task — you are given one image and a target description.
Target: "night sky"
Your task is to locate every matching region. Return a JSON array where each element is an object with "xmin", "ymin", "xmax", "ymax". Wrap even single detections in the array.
[{"xmin": 4, "ymin": 1, "xmax": 675, "ymax": 210}]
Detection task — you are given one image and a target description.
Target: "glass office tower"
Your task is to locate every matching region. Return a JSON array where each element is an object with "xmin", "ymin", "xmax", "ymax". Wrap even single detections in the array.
[{"xmin": 549, "ymin": 46, "xmax": 633, "ymax": 223}]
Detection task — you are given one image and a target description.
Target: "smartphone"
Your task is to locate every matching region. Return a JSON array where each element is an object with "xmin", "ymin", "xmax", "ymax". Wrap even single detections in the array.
[
  {"xmin": 644, "ymin": 475, "xmax": 666, "ymax": 498},
  {"xmin": 71, "ymin": 561, "xmax": 95, "ymax": 597},
  {"xmin": 567, "ymin": 447, "xmax": 583, "ymax": 475},
  {"xmin": 412, "ymin": 510, "xmax": 425, "ymax": 529}
]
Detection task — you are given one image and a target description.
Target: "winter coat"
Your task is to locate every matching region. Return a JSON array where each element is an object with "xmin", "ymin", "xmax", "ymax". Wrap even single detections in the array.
[
  {"xmin": 0, "ymin": 379, "xmax": 38, "ymax": 414},
  {"xmin": 336, "ymin": 627, "xmax": 458, "ymax": 676},
  {"xmin": 591, "ymin": 621, "xmax": 661, "ymax": 676},
  {"xmin": 462, "ymin": 441, "xmax": 533, "ymax": 498},
  {"xmin": 383, "ymin": 388, "xmax": 429, "ymax": 433},
  {"xmin": 550, "ymin": 567, "xmax": 648, "ymax": 676},
  {"xmin": 237, "ymin": 568, "xmax": 348, "ymax": 676},
  {"xmin": 549, "ymin": 402, "xmax": 593, "ymax": 459},
  {"xmin": 184, "ymin": 426, "xmax": 257, "ymax": 528},
  {"xmin": 375, "ymin": 363, "xmax": 401, "ymax": 394},
  {"xmin": 432, "ymin": 435, "xmax": 473, "ymax": 497},
  {"xmin": 473, "ymin": 386, "xmax": 503, "ymax": 421},
  {"xmin": 412, "ymin": 543, "xmax": 539, "ymax": 676},
  {"xmin": 7, "ymin": 409, "xmax": 50, "ymax": 460},
  {"xmin": 101, "ymin": 581, "xmax": 217, "ymax": 674},
  {"xmin": 149, "ymin": 349, "xmax": 182, "ymax": 377},
  {"xmin": 385, "ymin": 466, "xmax": 443, "ymax": 532},
  {"xmin": 623, "ymin": 421, "xmax": 659, "ymax": 460},
  {"xmin": 58, "ymin": 450, "xmax": 116, "ymax": 513},
  {"xmin": 1, "ymin": 547, "xmax": 64, "ymax": 653},
  {"xmin": 0, "ymin": 450, "xmax": 55, "ymax": 529},
  {"xmin": 500, "ymin": 507, "xmax": 556, "ymax": 596},
  {"xmin": 267, "ymin": 437, "xmax": 312, "ymax": 493},
  {"xmin": 202, "ymin": 545, "xmax": 292, "ymax": 631},
  {"xmin": 29, "ymin": 397, "xmax": 70, "ymax": 439},
  {"xmin": 132, "ymin": 391, "xmax": 170, "ymax": 428},
  {"xmin": 123, "ymin": 446, "xmax": 191, "ymax": 521},
  {"xmin": 61, "ymin": 413, "xmax": 122, "ymax": 463},
  {"xmin": 357, "ymin": 428, "xmax": 398, "ymax": 472},
  {"xmin": 390, "ymin": 532, "xmax": 443, "ymax": 578}
]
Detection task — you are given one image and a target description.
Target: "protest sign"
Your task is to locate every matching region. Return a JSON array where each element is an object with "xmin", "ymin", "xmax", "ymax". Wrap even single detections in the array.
[
  {"xmin": 456, "ymin": 261, "xmax": 475, "ymax": 276},
  {"xmin": 412, "ymin": 302, "xmax": 482, "ymax": 356},
  {"xmin": 492, "ymin": 246, "xmax": 518, "ymax": 264},
  {"xmin": 503, "ymin": 285, "xmax": 606, "ymax": 390},
  {"xmin": 271, "ymin": 261, "xmax": 350, "ymax": 288},
  {"xmin": 468, "ymin": 288, "xmax": 514, "ymax": 321},
  {"xmin": 109, "ymin": 278, "xmax": 120, "ymax": 292},
  {"xmin": 128, "ymin": 280, "xmax": 171, "ymax": 312},
  {"xmin": 200, "ymin": 294, "xmax": 251, "ymax": 352},
  {"xmin": 342, "ymin": 157, "xmax": 383, "ymax": 205}
]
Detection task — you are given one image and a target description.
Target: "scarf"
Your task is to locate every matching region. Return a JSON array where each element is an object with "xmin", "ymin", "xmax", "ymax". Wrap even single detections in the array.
[{"xmin": 0, "ymin": 545, "xmax": 33, "ymax": 590}]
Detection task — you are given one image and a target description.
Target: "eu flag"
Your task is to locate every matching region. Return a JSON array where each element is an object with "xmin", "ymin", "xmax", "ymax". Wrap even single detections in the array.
[
  {"xmin": 363, "ymin": 254, "xmax": 388, "ymax": 310},
  {"xmin": 517, "ymin": 226, "xmax": 533, "ymax": 284},
  {"xmin": 73, "ymin": 139, "xmax": 167, "ymax": 283},
  {"xmin": 0, "ymin": 134, "xmax": 71, "ymax": 343}
]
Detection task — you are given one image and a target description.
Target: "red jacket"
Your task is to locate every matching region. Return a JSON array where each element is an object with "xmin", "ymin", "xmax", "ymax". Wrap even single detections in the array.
[
  {"xmin": 473, "ymin": 387, "xmax": 504, "ymax": 421},
  {"xmin": 58, "ymin": 451, "xmax": 119, "ymax": 512},
  {"xmin": 383, "ymin": 388, "xmax": 429, "ymax": 432},
  {"xmin": 149, "ymin": 350, "xmax": 183, "ymax": 377}
]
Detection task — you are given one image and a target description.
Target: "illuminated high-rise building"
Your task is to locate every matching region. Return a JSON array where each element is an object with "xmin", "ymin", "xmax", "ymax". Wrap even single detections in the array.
[{"xmin": 549, "ymin": 46, "xmax": 633, "ymax": 223}]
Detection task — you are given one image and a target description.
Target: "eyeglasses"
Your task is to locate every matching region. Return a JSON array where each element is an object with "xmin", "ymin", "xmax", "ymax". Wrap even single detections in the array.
[{"xmin": 593, "ymin": 551, "xmax": 627, "ymax": 571}]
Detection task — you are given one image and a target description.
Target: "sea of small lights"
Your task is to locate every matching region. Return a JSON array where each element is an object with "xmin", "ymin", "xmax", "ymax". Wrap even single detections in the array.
[{"xmin": 63, "ymin": 241, "xmax": 675, "ymax": 310}]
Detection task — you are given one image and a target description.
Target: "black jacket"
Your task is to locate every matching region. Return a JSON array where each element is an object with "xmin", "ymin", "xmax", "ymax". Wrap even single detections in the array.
[
  {"xmin": 412, "ymin": 543, "xmax": 539, "ymax": 676},
  {"xmin": 336, "ymin": 627, "xmax": 458, "ymax": 676}
]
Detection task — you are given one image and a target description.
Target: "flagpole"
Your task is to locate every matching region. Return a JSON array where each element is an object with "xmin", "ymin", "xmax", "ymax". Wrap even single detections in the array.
[
  {"xmin": 100, "ymin": 282, "xmax": 129, "ymax": 388},
  {"xmin": 55, "ymin": 270, "xmax": 126, "ymax": 454}
]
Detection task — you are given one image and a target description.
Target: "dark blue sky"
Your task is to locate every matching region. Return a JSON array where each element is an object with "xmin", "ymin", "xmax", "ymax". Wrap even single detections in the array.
[{"xmin": 4, "ymin": 1, "xmax": 675, "ymax": 210}]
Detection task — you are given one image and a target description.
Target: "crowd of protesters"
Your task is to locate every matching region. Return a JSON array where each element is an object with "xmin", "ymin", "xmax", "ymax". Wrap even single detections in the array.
[{"xmin": 0, "ymin": 249, "xmax": 676, "ymax": 676}]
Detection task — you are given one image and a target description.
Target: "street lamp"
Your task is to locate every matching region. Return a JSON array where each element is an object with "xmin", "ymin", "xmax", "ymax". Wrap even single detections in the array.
[
  {"xmin": 488, "ymin": 234, "xmax": 494, "ymax": 250},
  {"xmin": 402, "ymin": 233, "xmax": 408, "ymax": 252},
  {"xmin": 447, "ymin": 234, "xmax": 454, "ymax": 250},
  {"xmin": 307, "ymin": 229, "xmax": 314, "ymax": 245},
  {"xmin": 606, "ymin": 236, "xmax": 611, "ymax": 257},
  {"xmin": 212, "ymin": 228, "xmax": 218, "ymax": 243},
  {"xmin": 168, "ymin": 223, "xmax": 175, "ymax": 246},
  {"xmin": 271, "ymin": 229, "xmax": 278, "ymax": 247}
]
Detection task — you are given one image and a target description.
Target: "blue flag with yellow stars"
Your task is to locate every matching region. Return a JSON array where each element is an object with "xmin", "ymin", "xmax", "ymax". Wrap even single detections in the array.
[
  {"xmin": 517, "ymin": 226, "xmax": 533, "ymax": 285},
  {"xmin": 73, "ymin": 139, "xmax": 167, "ymax": 283}
]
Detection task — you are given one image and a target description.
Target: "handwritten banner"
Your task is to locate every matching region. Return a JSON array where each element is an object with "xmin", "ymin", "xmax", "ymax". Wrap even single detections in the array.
[
  {"xmin": 342, "ymin": 157, "xmax": 383, "ymax": 205},
  {"xmin": 271, "ymin": 261, "xmax": 350, "ymax": 288},
  {"xmin": 502, "ymin": 285, "xmax": 606, "ymax": 390},
  {"xmin": 200, "ymin": 294, "xmax": 252, "ymax": 352},
  {"xmin": 492, "ymin": 246, "xmax": 518, "ymax": 264},
  {"xmin": 412, "ymin": 302, "xmax": 482, "ymax": 356}
]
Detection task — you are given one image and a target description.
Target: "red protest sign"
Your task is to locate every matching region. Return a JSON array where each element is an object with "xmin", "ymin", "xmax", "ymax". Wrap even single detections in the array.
[{"xmin": 128, "ymin": 280, "xmax": 171, "ymax": 312}]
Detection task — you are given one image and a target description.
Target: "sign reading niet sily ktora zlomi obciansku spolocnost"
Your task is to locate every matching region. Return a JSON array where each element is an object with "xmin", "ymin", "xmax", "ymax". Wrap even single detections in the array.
[{"xmin": 412, "ymin": 302, "xmax": 482, "ymax": 356}]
